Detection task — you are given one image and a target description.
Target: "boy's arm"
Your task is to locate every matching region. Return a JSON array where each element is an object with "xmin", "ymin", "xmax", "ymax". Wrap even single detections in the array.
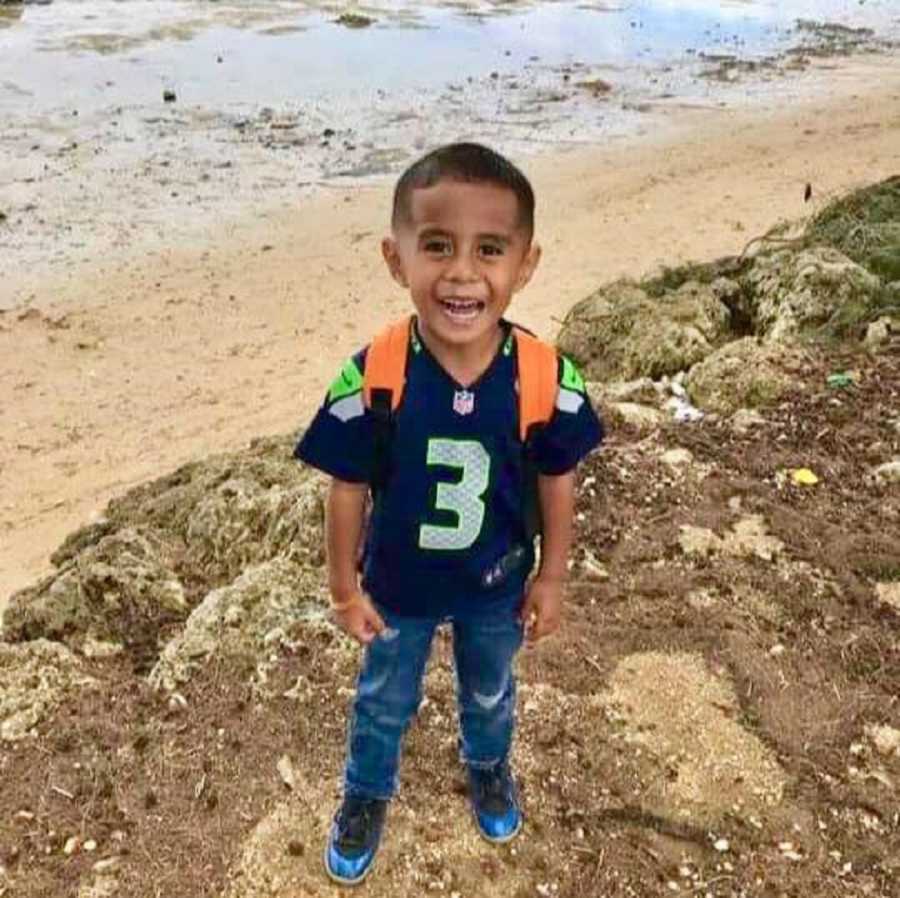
[
  {"xmin": 520, "ymin": 470, "xmax": 576, "ymax": 644},
  {"xmin": 326, "ymin": 477, "xmax": 385, "ymax": 644}
]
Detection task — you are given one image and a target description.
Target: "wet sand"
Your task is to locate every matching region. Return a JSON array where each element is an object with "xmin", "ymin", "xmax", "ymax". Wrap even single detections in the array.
[{"xmin": 1, "ymin": 48, "xmax": 899, "ymax": 610}]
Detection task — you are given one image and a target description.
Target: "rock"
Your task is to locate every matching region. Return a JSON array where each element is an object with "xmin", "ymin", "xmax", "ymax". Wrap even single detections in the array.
[
  {"xmin": 871, "ymin": 460, "xmax": 900, "ymax": 483},
  {"xmin": 679, "ymin": 526, "xmax": 722, "ymax": 557},
  {"xmin": 685, "ymin": 338, "xmax": 800, "ymax": 414},
  {"xmin": 64, "ymin": 836, "xmax": 80, "ymax": 856},
  {"xmin": 875, "ymin": 582, "xmax": 900, "ymax": 614},
  {"xmin": 585, "ymin": 377, "xmax": 658, "ymax": 404},
  {"xmin": 0, "ymin": 640, "xmax": 95, "ymax": 742},
  {"xmin": 745, "ymin": 246, "xmax": 882, "ymax": 342},
  {"xmin": 679, "ymin": 515, "xmax": 783, "ymax": 562},
  {"xmin": 35, "ymin": 435, "xmax": 326, "ymax": 601},
  {"xmin": 730, "ymin": 408, "xmax": 767, "ymax": 434},
  {"xmin": 865, "ymin": 316, "xmax": 893, "ymax": 349},
  {"xmin": 660, "ymin": 448, "xmax": 694, "ymax": 468},
  {"xmin": 148, "ymin": 558, "xmax": 333, "ymax": 693},
  {"xmin": 335, "ymin": 12, "xmax": 374, "ymax": 28},
  {"xmin": 609, "ymin": 402, "xmax": 665, "ymax": 429},
  {"xmin": 557, "ymin": 279, "xmax": 731, "ymax": 381},
  {"xmin": 92, "ymin": 858, "xmax": 121, "ymax": 874},
  {"xmin": 866, "ymin": 723, "xmax": 900, "ymax": 757},
  {"xmin": 162, "ymin": 89, "xmax": 176, "ymax": 103},
  {"xmin": 184, "ymin": 472, "xmax": 326, "ymax": 583},
  {"xmin": 276, "ymin": 755, "xmax": 296, "ymax": 790},
  {"xmin": 578, "ymin": 549, "xmax": 609, "ymax": 580},
  {"xmin": 2, "ymin": 529, "xmax": 186, "ymax": 656}
]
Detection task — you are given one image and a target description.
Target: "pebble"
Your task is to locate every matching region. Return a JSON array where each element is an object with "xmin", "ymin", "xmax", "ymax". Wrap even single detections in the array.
[
  {"xmin": 871, "ymin": 460, "xmax": 900, "ymax": 483},
  {"xmin": 713, "ymin": 837, "xmax": 730, "ymax": 852},
  {"xmin": 93, "ymin": 857, "xmax": 121, "ymax": 874},
  {"xmin": 867, "ymin": 723, "xmax": 900, "ymax": 756},
  {"xmin": 276, "ymin": 755, "xmax": 296, "ymax": 790},
  {"xmin": 63, "ymin": 836, "xmax": 80, "ymax": 855}
]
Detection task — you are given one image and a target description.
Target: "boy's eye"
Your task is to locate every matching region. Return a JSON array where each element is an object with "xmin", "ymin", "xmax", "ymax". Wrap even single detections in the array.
[
  {"xmin": 479, "ymin": 242, "xmax": 504, "ymax": 257},
  {"xmin": 422, "ymin": 238, "xmax": 452, "ymax": 255}
]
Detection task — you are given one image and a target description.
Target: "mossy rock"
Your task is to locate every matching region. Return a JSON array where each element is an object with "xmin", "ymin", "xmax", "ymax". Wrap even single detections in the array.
[
  {"xmin": 149, "ymin": 558, "xmax": 336, "ymax": 693},
  {"xmin": 3, "ymin": 529, "xmax": 187, "ymax": 664},
  {"xmin": 41, "ymin": 435, "xmax": 325, "ymax": 598},
  {"xmin": 685, "ymin": 338, "xmax": 804, "ymax": 414},
  {"xmin": 557, "ymin": 279, "xmax": 733, "ymax": 381},
  {"xmin": 806, "ymin": 175, "xmax": 900, "ymax": 274},
  {"xmin": 0, "ymin": 640, "xmax": 96, "ymax": 742},
  {"xmin": 743, "ymin": 246, "xmax": 883, "ymax": 341}
]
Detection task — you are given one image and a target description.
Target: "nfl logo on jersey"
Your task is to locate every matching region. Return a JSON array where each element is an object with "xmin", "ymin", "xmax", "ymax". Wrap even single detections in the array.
[{"xmin": 452, "ymin": 389, "xmax": 475, "ymax": 416}]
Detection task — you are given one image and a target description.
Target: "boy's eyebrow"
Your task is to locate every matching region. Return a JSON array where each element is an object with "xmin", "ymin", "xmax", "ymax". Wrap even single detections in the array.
[
  {"xmin": 415, "ymin": 227, "xmax": 511, "ymax": 245},
  {"xmin": 416, "ymin": 227, "xmax": 451, "ymax": 240}
]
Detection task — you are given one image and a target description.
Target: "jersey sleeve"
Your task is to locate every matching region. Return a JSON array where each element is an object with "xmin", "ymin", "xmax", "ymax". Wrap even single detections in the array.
[
  {"xmin": 530, "ymin": 354, "xmax": 604, "ymax": 475},
  {"xmin": 293, "ymin": 348, "xmax": 376, "ymax": 483}
]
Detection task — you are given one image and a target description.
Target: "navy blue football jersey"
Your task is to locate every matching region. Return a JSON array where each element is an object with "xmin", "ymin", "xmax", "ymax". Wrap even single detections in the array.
[{"xmin": 295, "ymin": 320, "xmax": 603, "ymax": 617}]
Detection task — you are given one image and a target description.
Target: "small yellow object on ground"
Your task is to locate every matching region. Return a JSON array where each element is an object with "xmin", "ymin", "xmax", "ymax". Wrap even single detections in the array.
[{"xmin": 791, "ymin": 468, "xmax": 819, "ymax": 485}]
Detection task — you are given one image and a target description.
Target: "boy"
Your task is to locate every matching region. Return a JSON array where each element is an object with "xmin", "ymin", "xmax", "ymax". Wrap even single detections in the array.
[{"xmin": 295, "ymin": 142, "xmax": 603, "ymax": 885}]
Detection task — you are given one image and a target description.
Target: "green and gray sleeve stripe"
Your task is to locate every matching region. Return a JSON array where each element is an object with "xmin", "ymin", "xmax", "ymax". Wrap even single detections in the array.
[
  {"xmin": 327, "ymin": 357, "xmax": 366, "ymax": 422},
  {"xmin": 556, "ymin": 355, "xmax": 586, "ymax": 414}
]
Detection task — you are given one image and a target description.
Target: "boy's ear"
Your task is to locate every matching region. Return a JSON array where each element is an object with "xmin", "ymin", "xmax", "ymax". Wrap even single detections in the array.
[
  {"xmin": 513, "ymin": 242, "xmax": 542, "ymax": 293},
  {"xmin": 381, "ymin": 237, "xmax": 409, "ymax": 288}
]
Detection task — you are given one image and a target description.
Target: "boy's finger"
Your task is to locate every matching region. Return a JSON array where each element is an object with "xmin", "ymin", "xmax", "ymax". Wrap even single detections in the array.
[{"xmin": 523, "ymin": 609, "xmax": 539, "ymax": 643}]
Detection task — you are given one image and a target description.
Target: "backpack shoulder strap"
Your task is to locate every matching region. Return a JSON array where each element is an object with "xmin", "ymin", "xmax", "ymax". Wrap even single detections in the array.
[
  {"xmin": 513, "ymin": 327, "xmax": 558, "ymax": 442},
  {"xmin": 363, "ymin": 315, "xmax": 413, "ymax": 411}
]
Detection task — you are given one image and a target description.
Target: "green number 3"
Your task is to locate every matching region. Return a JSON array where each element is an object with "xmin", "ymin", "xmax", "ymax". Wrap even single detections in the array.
[{"xmin": 419, "ymin": 439, "xmax": 490, "ymax": 550}]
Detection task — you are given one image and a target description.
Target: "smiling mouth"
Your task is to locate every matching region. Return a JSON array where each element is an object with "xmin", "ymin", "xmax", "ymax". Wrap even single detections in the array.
[{"xmin": 439, "ymin": 298, "xmax": 485, "ymax": 321}]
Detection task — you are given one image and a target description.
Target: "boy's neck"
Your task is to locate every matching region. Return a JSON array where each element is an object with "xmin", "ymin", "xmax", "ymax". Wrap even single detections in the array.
[{"xmin": 415, "ymin": 319, "xmax": 505, "ymax": 388}]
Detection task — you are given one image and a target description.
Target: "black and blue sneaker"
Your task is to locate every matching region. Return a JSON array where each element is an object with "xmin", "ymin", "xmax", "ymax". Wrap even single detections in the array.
[
  {"xmin": 468, "ymin": 762, "xmax": 522, "ymax": 843},
  {"xmin": 323, "ymin": 795, "xmax": 388, "ymax": 885}
]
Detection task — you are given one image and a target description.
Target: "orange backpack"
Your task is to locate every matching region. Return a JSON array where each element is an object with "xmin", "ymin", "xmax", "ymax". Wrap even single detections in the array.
[{"xmin": 362, "ymin": 314, "xmax": 558, "ymax": 442}]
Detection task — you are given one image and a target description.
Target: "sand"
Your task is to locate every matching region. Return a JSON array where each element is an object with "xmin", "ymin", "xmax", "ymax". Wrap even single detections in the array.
[{"xmin": 2, "ymin": 52, "xmax": 899, "ymax": 609}]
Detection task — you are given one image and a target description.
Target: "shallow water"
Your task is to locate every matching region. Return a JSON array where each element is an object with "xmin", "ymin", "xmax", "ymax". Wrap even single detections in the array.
[{"xmin": 1, "ymin": 0, "xmax": 897, "ymax": 118}]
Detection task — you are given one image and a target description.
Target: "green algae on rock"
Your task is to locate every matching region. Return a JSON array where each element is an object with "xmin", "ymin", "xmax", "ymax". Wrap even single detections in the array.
[
  {"xmin": 684, "ymin": 337, "xmax": 805, "ymax": 415},
  {"xmin": 0, "ymin": 639, "xmax": 96, "ymax": 742},
  {"xmin": 557, "ymin": 278, "xmax": 733, "ymax": 381}
]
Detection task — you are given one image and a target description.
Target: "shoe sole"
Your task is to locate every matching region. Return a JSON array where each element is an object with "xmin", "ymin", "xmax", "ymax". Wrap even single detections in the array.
[{"xmin": 322, "ymin": 843, "xmax": 375, "ymax": 887}]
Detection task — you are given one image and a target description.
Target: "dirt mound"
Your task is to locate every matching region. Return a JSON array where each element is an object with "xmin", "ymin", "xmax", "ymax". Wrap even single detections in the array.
[{"xmin": 603, "ymin": 652, "xmax": 786, "ymax": 824}]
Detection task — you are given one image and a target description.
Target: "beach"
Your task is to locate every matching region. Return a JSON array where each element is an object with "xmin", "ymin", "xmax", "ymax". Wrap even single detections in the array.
[{"xmin": 2, "ymin": 1, "xmax": 900, "ymax": 607}]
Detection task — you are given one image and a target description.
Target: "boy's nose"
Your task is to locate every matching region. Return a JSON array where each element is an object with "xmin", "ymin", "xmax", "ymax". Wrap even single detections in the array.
[{"xmin": 445, "ymin": 250, "xmax": 479, "ymax": 282}]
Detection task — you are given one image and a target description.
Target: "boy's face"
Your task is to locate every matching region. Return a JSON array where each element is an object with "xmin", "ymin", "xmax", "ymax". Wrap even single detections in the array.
[{"xmin": 382, "ymin": 179, "xmax": 540, "ymax": 357}]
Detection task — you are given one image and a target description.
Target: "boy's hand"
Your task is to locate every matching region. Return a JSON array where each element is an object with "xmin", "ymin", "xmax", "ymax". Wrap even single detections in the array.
[
  {"xmin": 332, "ymin": 592, "xmax": 386, "ymax": 645},
  {"xmin": 520, "ymin": 576, "xmax": 563, "ymax": 645}
]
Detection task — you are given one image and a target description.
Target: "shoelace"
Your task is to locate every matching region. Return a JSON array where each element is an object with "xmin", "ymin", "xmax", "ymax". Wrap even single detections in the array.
[
  {"xmin": 476, "ymin": 769, "xmax": 511, "ymax": 812},
  {"xmin": 337, "ymin": 801, "xmax": 377, "ymax": 850}
]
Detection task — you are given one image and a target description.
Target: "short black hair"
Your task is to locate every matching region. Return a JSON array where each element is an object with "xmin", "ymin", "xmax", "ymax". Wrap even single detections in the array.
[{"xmin": 391, "ymin": 142, "xmax": 535, "ymax": 237}]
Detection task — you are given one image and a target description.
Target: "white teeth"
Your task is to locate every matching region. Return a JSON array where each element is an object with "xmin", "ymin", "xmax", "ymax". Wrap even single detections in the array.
[{"xmin": 440, "ymin": 298, "xmax": 482, "ymax": 321}]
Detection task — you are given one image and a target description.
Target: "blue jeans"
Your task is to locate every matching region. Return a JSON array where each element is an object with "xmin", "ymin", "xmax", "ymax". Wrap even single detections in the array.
[{"xmin": 344, "ymin": 596, "xmax": 524, "ymax": 800}]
